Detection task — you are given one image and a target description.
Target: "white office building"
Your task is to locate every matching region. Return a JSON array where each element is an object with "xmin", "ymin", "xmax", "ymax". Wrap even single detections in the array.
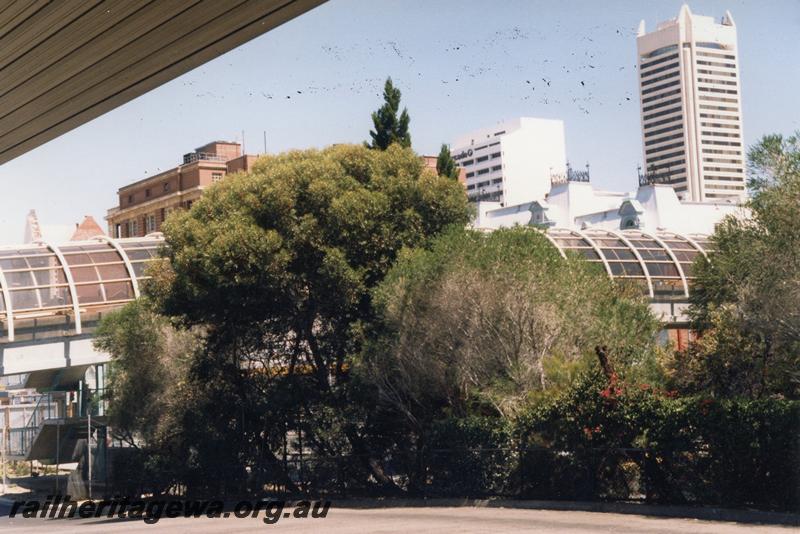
[
  {"xmin": 637, "ymin": 5, "xmax": 746, "ymax": 202},
  {"xmin": 451, "ymin": 117, "xmax": 567, "ymax": 206}
]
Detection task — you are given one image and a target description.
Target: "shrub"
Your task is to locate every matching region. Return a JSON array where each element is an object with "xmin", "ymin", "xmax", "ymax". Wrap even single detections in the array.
[{"xmin": 515, "ymin": 372, "xmax": 800, "ymax": 509}]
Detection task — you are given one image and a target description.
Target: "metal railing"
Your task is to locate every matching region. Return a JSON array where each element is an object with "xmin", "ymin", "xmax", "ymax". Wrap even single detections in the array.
[
  {"xmin": 6, "ymin": 392, "xmax": 60, "ymax": 457},
  {"xmin": 551, "ymin": 162, "xmax": 591, "ymax": 185},
  {"xmin": 4, "ymin": 388, "xmax": 107, "ymax": 458},
  {"xmin": 638, "ymin": 164, "xmax": 676, "ymax": 186},
  {"xmin": 182, "ymin": 152, "xmax": 227, "ymax": 164}
]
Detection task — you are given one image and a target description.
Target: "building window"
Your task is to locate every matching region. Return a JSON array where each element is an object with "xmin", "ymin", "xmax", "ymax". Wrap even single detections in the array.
[
  {"xmin": 641, "ymin": 79, "xmax": 681, "ymax": 96},
  {"xmin": 640, "ymin": 70, "xmax": 679, "ymax": 87},
  {"xmin": 642, "ymin": 44, "xmax": 678, "ymax": 60},
  {"xmin": 212, "ymin": 172, "xmax": 223, "ymax": 183},
  {"xmin": 642, "ymin": 88, "xmax": 681, "ymax": 104},
  {"xmin": 128, "ymin": 220, "xmax": 138, "ymax": 237},
  {"xmin": 163, "ymin": 182, "xmax": 171, "ymax": 192},
  {"xmin": 466, "ymin": 172, "xmax": 475, "ymax": 178},
  {"xmin": 128, "ymin": 194, "xmax": 133, "ymax": 204},
  {"xmin": 146, "ymin": 214, "xmax": 156, "ymax": 234},
  {"xmin": 145, "ymin": 188, "xmax": 150, "ymax": 198},
  {"xmin": 640, "ymin": 52, "xmax": 678, "ymax": 70},
  {"xmin": 639, "ymin": 61, "xmax": 679, "ymax": 79},
  {"xmin": 643, "ymin": 97, "xmax": 682, "ymax": 113}
]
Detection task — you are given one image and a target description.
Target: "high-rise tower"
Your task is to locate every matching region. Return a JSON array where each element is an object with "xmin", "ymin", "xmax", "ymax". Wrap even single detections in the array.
[{"xmin": 637, "ymin": 5, "xmax": 746, "ymax": 202}]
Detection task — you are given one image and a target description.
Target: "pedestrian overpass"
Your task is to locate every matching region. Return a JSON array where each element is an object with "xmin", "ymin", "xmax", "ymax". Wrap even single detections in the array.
[
  {"xmin": 0, "ymin": 235, "xmax": 163, "ymax": 374},
  {"xmin": 0, "ymin": 235, "xmax": 163, "ymax": 464}
]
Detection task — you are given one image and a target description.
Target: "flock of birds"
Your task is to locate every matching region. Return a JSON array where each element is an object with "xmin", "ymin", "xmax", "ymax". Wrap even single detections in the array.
[{"xmin": 180, "ymin": 22, "xmax": 641, "ymax": 116}]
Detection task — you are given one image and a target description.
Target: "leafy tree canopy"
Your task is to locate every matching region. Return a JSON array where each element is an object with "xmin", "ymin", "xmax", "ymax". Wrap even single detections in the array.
[
  {"xmin": 152, "ymin": 144, "xmax": 468, "ymax": 350},
  {"xmin": 361, "ymin": 226, "xmax": 660, "ymax": 425},
  {"xmin": 681, "ymin": 132, "xmax": 800, "ymax": 398},
  {"xmin": 367, "ymin": 77, "xmax": 411, "ymax": 150}
]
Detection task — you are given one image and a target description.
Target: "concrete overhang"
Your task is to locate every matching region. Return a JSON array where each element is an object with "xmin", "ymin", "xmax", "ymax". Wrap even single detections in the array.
[{"xmin": 0, "ymin": 0, "xmax": 326, "ymax": 165}]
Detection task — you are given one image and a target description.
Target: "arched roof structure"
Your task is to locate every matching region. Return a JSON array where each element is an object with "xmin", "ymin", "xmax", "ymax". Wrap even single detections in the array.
[
  {"xmin": 0, "ymin": 228, "xmax": 713, "ymax": 342},
  {"xmin": 544, "ymin": 228, "xmax": 711, "ymax": 299},
  {"xmin": 0, "ymin": 236, "xmax": 163, "ymax": 342}
]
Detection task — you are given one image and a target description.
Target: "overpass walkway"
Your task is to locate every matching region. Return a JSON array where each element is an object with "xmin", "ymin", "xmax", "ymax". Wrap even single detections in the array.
[{"xmin": 0, "ymin": 234, "xmax": 161, "ymax": 460}]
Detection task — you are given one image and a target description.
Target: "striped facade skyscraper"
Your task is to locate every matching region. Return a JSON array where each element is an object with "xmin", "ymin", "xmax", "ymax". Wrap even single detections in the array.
[{"xmin": 637, "ymin": 5, "xmax": 746, "ymax": 202}]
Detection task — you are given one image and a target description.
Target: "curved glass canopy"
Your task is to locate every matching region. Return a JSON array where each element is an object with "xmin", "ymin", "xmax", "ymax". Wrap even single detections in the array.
[
  {"xmin": 544, "ymin": 228, "xmax": 710, "ymax": 300},
  {"xmin": 0, "ymin": 228, "xmax": 711, "ymax": 342},
  {"xmin": 0, "ymin": 236, "xmax": 163, "ymax": 342}
]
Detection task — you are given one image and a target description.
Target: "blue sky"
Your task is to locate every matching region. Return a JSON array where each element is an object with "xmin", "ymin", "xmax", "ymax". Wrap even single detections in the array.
[{"xmin": 0, "ymin": 0, "xmax": 797, "ymax": 244}]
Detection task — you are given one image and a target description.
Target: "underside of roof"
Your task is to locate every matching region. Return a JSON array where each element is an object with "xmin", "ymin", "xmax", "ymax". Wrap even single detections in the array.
[{"xmin": 0, "ymin": 0, "xmax": 326, "ymax": 164}]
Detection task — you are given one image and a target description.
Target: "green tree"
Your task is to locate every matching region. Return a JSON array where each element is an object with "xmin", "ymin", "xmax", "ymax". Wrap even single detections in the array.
[
  {"xmin": 746, "ymin": 132, "xmax": 800, "ymax": 193},
  {"xmin": 679, "ymin": 132, "xmax": 800, "ymax": 398},
  {"xmin": 436, "ymin": 143, "xmax": 460, "ymax": 180},
  {"xmin": 145, "ymin": 143, "xmax": 469, "ymax": 492},
  {"xmin": 361, "ymin": 227, "xmax": 659, "ymax": 428},
  {"xmin": 94, "ymin": 300, "xmax": 196, "ymax": 445},
  {"xmin": 367, "ymin": 77, "xmax": 411, "ymax": 150},
  {"xmin": 93, "ymin": 299, "xmax": 203, "ymax": 494}
]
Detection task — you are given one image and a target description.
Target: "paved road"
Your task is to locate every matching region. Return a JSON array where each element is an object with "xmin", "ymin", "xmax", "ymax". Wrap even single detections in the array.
[{"xmin": 0, "ymin": 504, "xmax": 795, "ymax": 533}]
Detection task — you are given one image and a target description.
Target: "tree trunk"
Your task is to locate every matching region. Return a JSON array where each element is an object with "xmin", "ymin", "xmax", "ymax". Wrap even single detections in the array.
[{"xmin": 345, "ymin": 428, "xmax": 405, "ymax": 496}]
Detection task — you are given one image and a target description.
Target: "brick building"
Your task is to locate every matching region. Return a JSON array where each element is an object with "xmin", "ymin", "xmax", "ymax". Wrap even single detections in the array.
[
  {"xmin": 421, "ymin": 154, "xmax": 467, "ymax": 186},
  {"xmin": 106, "ymin": 141, "xmax": 258, "ymax": 238}
]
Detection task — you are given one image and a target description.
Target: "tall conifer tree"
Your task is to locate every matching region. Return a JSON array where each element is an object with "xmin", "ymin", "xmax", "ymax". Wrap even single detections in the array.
[
  {"xmin": 368, "ymin": 77, "xmax": 411, "ymax": 150},
  {"xmin": 436, "ymin": 143, "xmax": 460, "ymax": 179}
]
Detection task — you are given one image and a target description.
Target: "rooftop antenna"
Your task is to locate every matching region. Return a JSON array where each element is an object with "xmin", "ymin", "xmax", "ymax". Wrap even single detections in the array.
[
  {"xmin": 263, "ymin": 131, "xmax": 267, "ymax": 154},
  {"xmin": 241, "ymin": 129, "xmax": 246, "ymax": 154}
]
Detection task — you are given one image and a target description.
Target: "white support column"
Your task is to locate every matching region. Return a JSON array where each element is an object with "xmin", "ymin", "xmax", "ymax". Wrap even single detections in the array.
[
  {"xmin": 537, "ymin": 229, "xmax": 567, "ymax": 259},
  {"xmin": 43, "ymin": 242, "xmax": 81, "ymax": 335},
  {"xmin": 607, "ymin": 229, "xmax": 655, "ymax": 299},
  {"xmin": 572, "ymin": 229, "xmax": 613, "ymax": 278},
  {"xmin": 95, "ymin": 235, "xmax": 140, "ymax": 298},
  {"xmin": 0, "ymin": 265, "xmax": 14, "ymax": 342},
  {"xmin": 640, "ymin": 230, "xmax": 689, "ymax": 299}
]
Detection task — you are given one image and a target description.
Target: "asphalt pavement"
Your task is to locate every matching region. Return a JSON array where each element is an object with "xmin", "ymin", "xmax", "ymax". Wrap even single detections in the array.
[{"xmin": 0, "ymin": 504, "xmax": 796, "ymax": 533}]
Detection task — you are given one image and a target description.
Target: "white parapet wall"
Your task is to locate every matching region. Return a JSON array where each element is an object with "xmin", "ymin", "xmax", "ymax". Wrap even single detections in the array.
[{"xmin": 0, "ymin": 336, "xmax": 110, "ymax": 377}]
